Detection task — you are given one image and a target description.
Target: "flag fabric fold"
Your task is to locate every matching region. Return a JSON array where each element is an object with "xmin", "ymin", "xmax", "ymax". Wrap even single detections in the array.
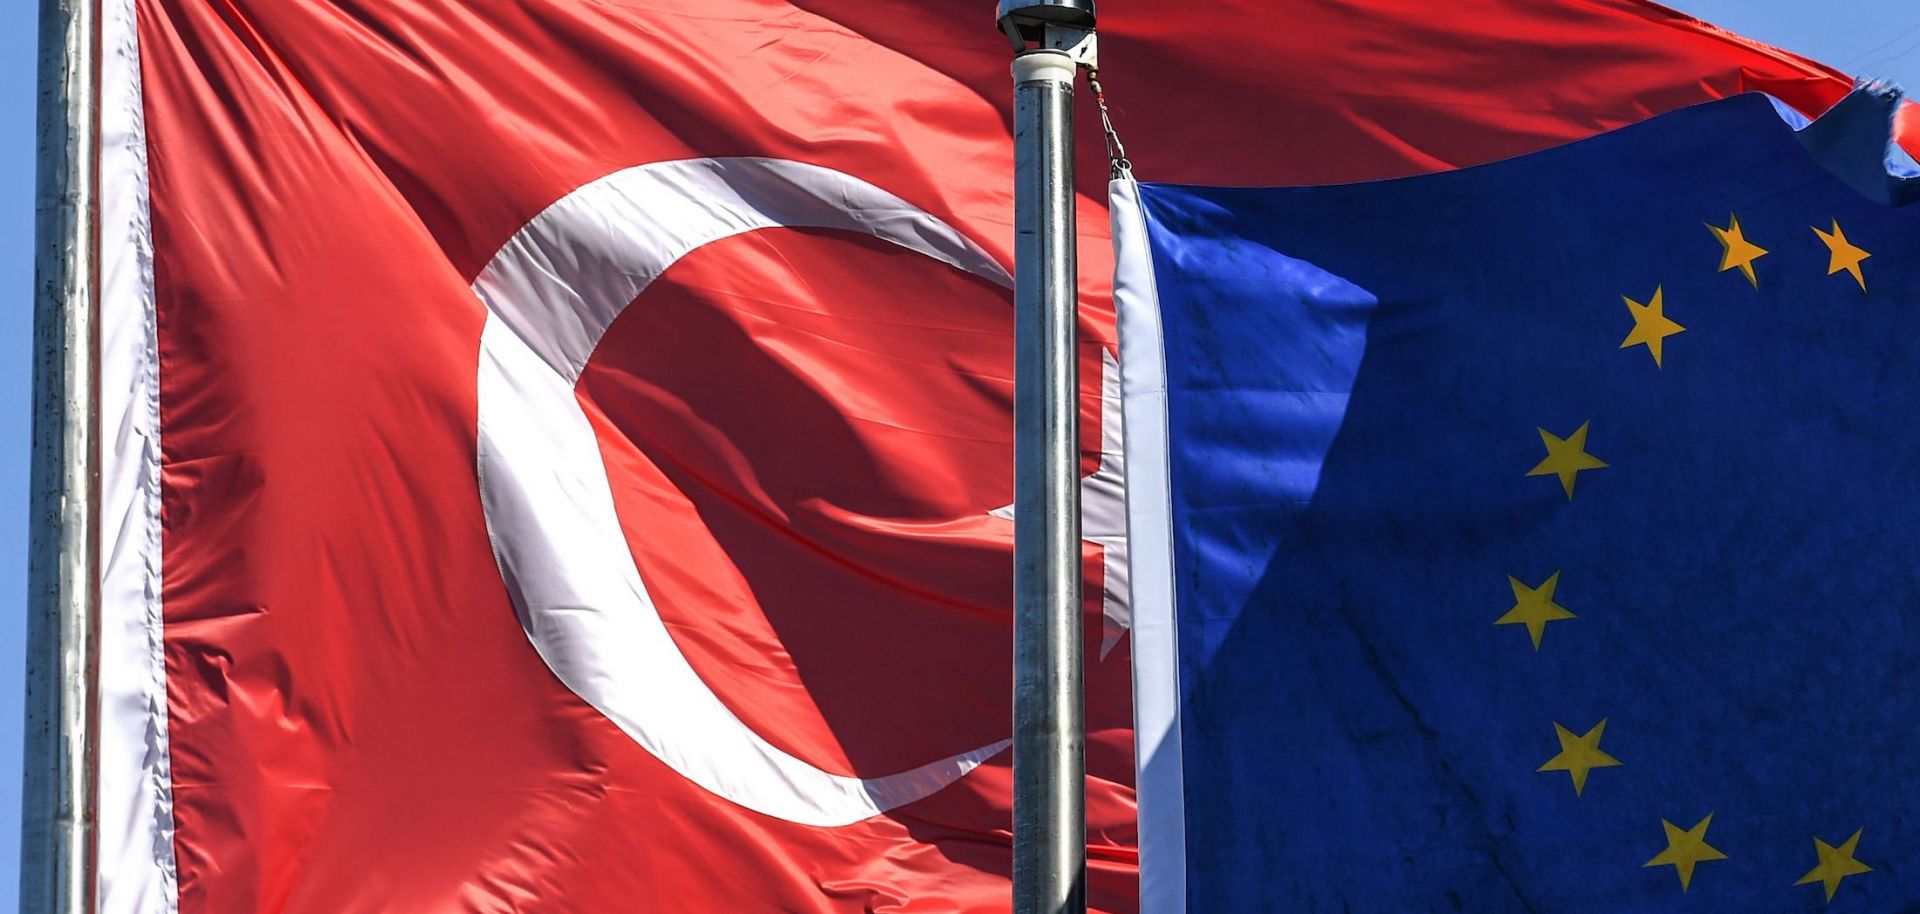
[
  {"xmin": 1116, "ymin": 87, "xmax": 1918, "ymax": 911},
  {"xmin": 94, "ymin": 0, "xmax": 1917, "ymax": 910}
]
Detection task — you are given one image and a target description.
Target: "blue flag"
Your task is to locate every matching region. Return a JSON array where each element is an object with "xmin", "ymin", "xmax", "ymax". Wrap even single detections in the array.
[{"xmin": 1116, "ymin": 87, "xmax": 1920, "ymax": 912}]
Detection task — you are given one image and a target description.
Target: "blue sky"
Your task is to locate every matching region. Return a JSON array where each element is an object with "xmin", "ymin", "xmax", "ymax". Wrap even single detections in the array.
[
  {"xmin": 1685, "ymin": 0, "xmax": 1920, "ymax": 88},
  {"xmin": 0, "ymin": 2, "xmax": 1914, "ymax": 910},
  {"xmin": 2, "ymin": 0, "xmax": 39, "ymax": 908}
]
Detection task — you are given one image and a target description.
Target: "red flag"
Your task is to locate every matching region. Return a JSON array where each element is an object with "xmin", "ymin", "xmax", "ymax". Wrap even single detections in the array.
[{"xmin": 93, "ymin": 1, "xmax": 1901, "ymax": 911}]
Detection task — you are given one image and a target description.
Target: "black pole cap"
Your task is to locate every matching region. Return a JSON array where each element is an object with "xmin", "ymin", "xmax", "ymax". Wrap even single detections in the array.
[{"xmin": 996, "ymin": 0, "xmax": 1096, "ymax": 45}]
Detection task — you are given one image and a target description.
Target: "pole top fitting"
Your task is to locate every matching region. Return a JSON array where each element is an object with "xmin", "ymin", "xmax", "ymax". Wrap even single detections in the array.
[
  {"xmin": 997, "ymin": 0, "xmax": 1095, "ymax": 36},
  {"xmin": 997, "ymin": 0, "xmax": 1097, "ymax": 60}
]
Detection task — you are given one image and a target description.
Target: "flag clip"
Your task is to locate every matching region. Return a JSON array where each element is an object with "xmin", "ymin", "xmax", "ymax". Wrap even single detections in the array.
[{"xmin": 1088, "ymin": 67, "xmax": 1132, "ymax": 179}]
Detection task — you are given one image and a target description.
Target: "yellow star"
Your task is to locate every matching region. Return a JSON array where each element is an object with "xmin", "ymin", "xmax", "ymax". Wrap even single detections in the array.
[
  {"xmin": 1495, "ymin": 571, "xmax": 1575, "ymax": 650},
  {"xmin": 1795, "ymin": 828, "xmax": 1872, "ymax": 902},
  {"xmin": 1812, "ymin": 219, "xmax": 1870, "ymax": 290},
  {"xmin": 1619, "ymin": 286, "xmax": 1685, "ymax": 367},
  {"xmin": 1537, "ymin": 718, "xmax": 1621, "ymax": 795},
  {"xmin": 1643, "ymin": 814, "xmax": 1728, "ymax": 892},
  {"xmin": 1527, "ymin": 421, "xmax": 1607, "ymax": 500},
  {"xmin": 1708, "ymin": 214, "xmax": 1768, "ymax": 287}
]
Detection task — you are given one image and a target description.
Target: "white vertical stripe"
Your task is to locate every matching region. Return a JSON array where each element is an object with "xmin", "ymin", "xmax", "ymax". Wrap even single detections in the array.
[
  {"xmin": 97, "ymin": 0, "xmax": 177, "ymax": 908},
  {"xmin": 1111, "ymin": 178, "xmax": 1185, "ymax": 914}
]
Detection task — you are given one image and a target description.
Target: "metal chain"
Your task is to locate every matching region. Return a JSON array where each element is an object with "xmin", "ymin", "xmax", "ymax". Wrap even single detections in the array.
[{"xmin": 1085, "ymin": 67, "xmax": 1133, "ymax": 180}]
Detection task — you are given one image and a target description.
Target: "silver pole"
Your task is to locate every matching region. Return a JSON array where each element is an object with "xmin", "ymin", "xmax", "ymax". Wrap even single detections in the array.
[
  {"xmin": 24, "ymin": 0, "xmax": 101, "ymax": 911},
  {"xmin": 1011, "ymin": 48, "xmax": 1085, "ymax": 914},
  {"xmin": 999, "ymin": 3, "xmax": 1094, "ymax": 911}
]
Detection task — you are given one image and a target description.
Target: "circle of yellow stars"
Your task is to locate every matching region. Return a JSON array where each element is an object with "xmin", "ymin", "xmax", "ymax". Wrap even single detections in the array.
[{"xmin": 1496, "ymin": 211, "xmax": 1879, "ymax": 901}]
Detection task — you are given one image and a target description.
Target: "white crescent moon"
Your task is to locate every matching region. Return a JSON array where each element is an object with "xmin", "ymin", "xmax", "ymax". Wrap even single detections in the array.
[{"xmin": 471, "ymin": 157, "xmax": 1013, "ymax": 827}]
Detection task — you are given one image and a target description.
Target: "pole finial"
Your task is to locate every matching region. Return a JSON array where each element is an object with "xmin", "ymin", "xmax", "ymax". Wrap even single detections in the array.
[{"xmin": 996, "ymin": 0, "xmax": 1096, "ymax": 54}]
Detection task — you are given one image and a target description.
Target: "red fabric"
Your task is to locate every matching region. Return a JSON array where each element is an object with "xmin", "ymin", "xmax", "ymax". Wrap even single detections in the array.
[{"xmin": 136, "ymin": 1, "xmax": 1898, "ymax": 911}]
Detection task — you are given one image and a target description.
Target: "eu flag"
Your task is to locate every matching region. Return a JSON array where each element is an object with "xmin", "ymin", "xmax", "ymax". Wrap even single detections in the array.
[{"xmin": 1116, "ymin": 87, "xmax": 1920, "ymax": 912}]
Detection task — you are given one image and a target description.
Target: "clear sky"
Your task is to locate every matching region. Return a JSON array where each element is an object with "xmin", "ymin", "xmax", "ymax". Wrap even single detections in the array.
[
  {"xmin": 3, "ymin": 0, "xmax": 42, "ymax": 909},
  {"xmin": 1675, "ymin": 0, "xmax": 1920, "ymax": 92},
  {"xmin": 0, "ymin": 3, "xmax": 1914, "ymax": 911}
]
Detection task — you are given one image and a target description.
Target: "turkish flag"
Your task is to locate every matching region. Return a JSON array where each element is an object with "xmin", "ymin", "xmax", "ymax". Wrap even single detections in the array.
[{"xmin": 96, "ymin": 0, "xmax": 1892, "ymax": 912}]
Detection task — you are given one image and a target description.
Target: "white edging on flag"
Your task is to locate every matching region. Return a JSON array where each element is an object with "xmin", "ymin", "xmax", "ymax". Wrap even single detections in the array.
[
  {"xmin": 1110, "ymin": 178, "xmax": 1186, "ymax": 914},
  {"xmin": 98, "ymin": 0, "xmax": 179, "ymax": 909}
]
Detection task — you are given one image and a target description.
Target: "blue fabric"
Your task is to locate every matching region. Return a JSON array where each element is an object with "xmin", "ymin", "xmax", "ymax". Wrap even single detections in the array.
[
  {"xmin": 1138, "ymin": 90, "xmax": 1920, "ymax": 912},
  {"xmin": 1792, "ymin": 83, "xmax": 1919, "ymax": 204}
]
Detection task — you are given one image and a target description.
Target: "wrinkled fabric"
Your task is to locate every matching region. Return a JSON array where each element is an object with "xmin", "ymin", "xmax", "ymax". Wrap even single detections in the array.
[
  {"xmin": 126, "ymin": 0, "xmax": 1903, "ymax": 911},
  {"xmin": 1129, "ymin": 90, "xmax": 1918, "ymax": 911}
]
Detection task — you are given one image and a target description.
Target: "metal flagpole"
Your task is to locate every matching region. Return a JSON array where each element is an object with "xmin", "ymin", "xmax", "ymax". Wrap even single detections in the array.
[
  {"xmin": 25, "ymin": 0, "xmax": 102, "ymax": 911},
  {"xmin": 997, "ymin": 2, "xmax": 1095, "ymax": 913}
]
